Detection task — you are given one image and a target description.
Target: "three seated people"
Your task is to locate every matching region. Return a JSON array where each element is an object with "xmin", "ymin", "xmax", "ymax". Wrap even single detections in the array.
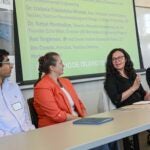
[{"xmin": 1, "ymin": 48, "xmax": 150, "ymax": 150}]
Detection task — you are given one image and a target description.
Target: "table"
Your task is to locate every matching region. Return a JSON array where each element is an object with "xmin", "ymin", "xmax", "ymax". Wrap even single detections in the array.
[{"xmin": 0, "ymin": 104, "xmax": 150, "ymax": 150}]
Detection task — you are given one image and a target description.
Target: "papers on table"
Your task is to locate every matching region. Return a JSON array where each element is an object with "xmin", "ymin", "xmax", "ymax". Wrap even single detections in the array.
[{"xmin": 133, "ymin": 101, "xmax": 150, "ymax": 105}]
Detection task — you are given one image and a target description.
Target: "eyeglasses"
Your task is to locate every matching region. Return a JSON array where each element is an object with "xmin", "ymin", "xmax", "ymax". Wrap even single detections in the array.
[
  {"xmin": 112, "ymin": 56, "xmax": 125, "ymax": 62},
  {"xmin": 0, "ymin": 61, "xmax": 14, "ymax": 65}
]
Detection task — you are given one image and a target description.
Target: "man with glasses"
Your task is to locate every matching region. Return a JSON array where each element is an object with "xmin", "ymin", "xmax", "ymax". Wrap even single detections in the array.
[{"xmin": 0, "ymin": 49, "xmax": 34, "ymax": 137}]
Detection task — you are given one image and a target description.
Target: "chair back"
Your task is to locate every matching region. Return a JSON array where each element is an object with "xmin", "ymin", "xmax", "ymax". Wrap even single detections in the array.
[
  {"xmin": 102, "ymin": 88, "xmax": 116, "ymax": 112},
  {"xmin": 27, "ymin": 97, "xmax": 38, "ymax": 128}
]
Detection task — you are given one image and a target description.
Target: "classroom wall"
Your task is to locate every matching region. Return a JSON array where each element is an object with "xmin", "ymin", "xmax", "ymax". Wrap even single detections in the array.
[
  {"xmin": 135, "ymin": 0, "xmax": 150, "ymax": 7},
  {"xmin": 21, "ymin": 0, "xmax": 150, "ymax": 115},
  {"xmin": 22, "ymin": 73, "xmax": 149, "ymax": 115}
]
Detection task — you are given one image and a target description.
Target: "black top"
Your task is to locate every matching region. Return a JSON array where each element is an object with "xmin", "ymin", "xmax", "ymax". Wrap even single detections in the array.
[
  {"xmin": 146, "ymin": 68, "xmax": 150, "ymax": 88},
  {"xmin": 104, "ymin": 74, "xmax": 146, "ymax": 108}
]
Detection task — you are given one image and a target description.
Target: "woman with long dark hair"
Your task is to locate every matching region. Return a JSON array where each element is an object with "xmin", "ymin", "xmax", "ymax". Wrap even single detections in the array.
[
  {"xmin": 104, "ymin": 48, "xmax": 150, "ymax": 108},
  {"xmin": 104, "ymin": 48, "xmax": 150, "ymax": 149}
]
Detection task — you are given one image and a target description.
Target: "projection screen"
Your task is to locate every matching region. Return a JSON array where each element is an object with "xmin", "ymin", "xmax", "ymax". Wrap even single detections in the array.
[{"xmin": 14, "ymin": 0, "xmax": 142, "ymax": 83}]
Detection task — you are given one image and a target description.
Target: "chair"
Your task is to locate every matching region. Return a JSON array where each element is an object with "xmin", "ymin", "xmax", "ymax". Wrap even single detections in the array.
[
  {"xmin": 102, "ymin": 88, "xmax": 116, "ymax": 112},
  {"xmin": 27, "ymin": 97, "xmax": 38, "ymax": 128}
]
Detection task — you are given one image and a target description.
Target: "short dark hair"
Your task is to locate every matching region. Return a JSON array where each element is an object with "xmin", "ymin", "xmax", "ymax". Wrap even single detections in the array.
[
  {"xmin": 0, "ymin": 49, "xmax": 9, "ymax": 67},
  {"xmin": 105, "ymin": 48, "xmax": 136, "ymax": 78}
]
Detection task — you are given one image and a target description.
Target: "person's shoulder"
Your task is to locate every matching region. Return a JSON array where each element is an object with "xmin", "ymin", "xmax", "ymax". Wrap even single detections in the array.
[
  {"xmin": 104, "ymin": 74, "xmax": 117, "ymax": 86},
  {"xmin": 60, "ymin": 77, "xmax": 70, "ymax": 82},
  {"xmin": 59, "ymin": 77, "xmax": 70, "ymax": 82},
  {"xmin": 147, "ymin": 67, "xmax": 150, "ymax": 70},
  {"xmin": 105, "ymin": 74, "xmax": 116, "ymax": 81},
  {"xmin": 146, "ymin": 68, "xmax": 150, "ymax": 73},
  {"xmin": 5, "ymin": 78, "xmax": 19, "ymax": 88},
  {"xmin": 59, "ymin": 77, "xmax": 71, "ymax": 85},
  {"xmin": 35, "ymin": 75, "xmax": 53, "ymax": 89},
  {"xmin": 3, "ymin": 79, "xmax": 22, "ymax": 95}
]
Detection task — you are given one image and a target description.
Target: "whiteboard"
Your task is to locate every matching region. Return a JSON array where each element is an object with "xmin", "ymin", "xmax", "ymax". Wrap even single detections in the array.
[{"xmin": 136, "ymin": 7, "xmax": 150, "ymax": 69}]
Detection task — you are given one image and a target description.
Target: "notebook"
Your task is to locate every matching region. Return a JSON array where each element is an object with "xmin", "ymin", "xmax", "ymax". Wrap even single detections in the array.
[{"xmin": 73, "ymin": 117, "xmax": 113, "ymax": 125}]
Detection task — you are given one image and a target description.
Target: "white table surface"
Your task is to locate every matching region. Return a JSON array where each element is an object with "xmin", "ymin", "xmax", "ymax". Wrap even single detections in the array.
[{"xmin": 0, "ymin": 104, "xmax": 150, "ymax": 150}]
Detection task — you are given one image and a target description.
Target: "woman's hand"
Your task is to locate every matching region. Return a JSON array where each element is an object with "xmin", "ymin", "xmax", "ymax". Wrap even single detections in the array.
[
  {"xmin": 131, "ymin": 74, "xmax": 141, "ymax": 92},
  {"xmin": 121, "ymin": 74, "xmax": 141, "ymax": 101},
  {"xmin": 66, "ymin": 114, "xmax": 78, "ymax": 121}
]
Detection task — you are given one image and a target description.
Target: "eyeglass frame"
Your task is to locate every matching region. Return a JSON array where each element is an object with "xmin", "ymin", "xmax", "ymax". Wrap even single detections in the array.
[
  {"xmin": 0, "ymin": 61, "xmax": 14, "ymax": 65},
  {"xmin": 112, "ymin": 55, "xmax": 125, "ymax": 62}
]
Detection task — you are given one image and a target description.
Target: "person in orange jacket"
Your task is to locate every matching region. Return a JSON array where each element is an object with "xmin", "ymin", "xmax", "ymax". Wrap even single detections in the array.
[
  {"xmin": 34, "ymin": 52, "xmax": 118, "ymax": 150},
  {"xmin": 34, "ymin": 52, "xmax": 87, "ymax": 128}
]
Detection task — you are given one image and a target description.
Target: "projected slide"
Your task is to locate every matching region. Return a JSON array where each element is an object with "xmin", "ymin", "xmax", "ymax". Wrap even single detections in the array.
[{"xmin": 15, "ymin": 0, "xmax": 140, "ymax": 81}]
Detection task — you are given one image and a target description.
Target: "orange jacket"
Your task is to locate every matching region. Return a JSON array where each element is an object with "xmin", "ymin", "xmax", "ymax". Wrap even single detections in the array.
[{"xmin": 34, "ymin": 75, "xmax": 86, "ymax": 128}]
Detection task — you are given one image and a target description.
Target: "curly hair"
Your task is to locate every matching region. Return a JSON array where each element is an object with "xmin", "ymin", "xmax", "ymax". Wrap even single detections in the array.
[{"xmin": 105, "ymin": 48, "xmax": 136, "ymax": 79}]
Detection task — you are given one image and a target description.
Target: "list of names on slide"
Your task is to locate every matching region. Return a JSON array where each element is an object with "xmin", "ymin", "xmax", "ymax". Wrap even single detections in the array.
[{"xmin": 15, "ymin": 0, "xmax": 140, "ymax": 80}]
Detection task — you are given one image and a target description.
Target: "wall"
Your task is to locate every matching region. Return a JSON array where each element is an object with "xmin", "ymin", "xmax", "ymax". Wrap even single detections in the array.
[
  {"xmin": 135, "ymin": 0, "xmax": 150, "ymax": 69},
  {"xmin": 135, "ymin": 0, "xmax": 150, "ymax": 7},
  {"xmin": 22, "ymin": 73, "xmax": 149, "ymax": 115},
  {"xmin": 136, "ymin": 7, "xmax": 150, "ymax": 68}
]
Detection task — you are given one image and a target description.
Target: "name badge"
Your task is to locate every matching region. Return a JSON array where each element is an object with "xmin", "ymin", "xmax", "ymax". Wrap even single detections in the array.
[{"xmin": 12, "ymin": 102, "xmax": 22, "ymax": 111}]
